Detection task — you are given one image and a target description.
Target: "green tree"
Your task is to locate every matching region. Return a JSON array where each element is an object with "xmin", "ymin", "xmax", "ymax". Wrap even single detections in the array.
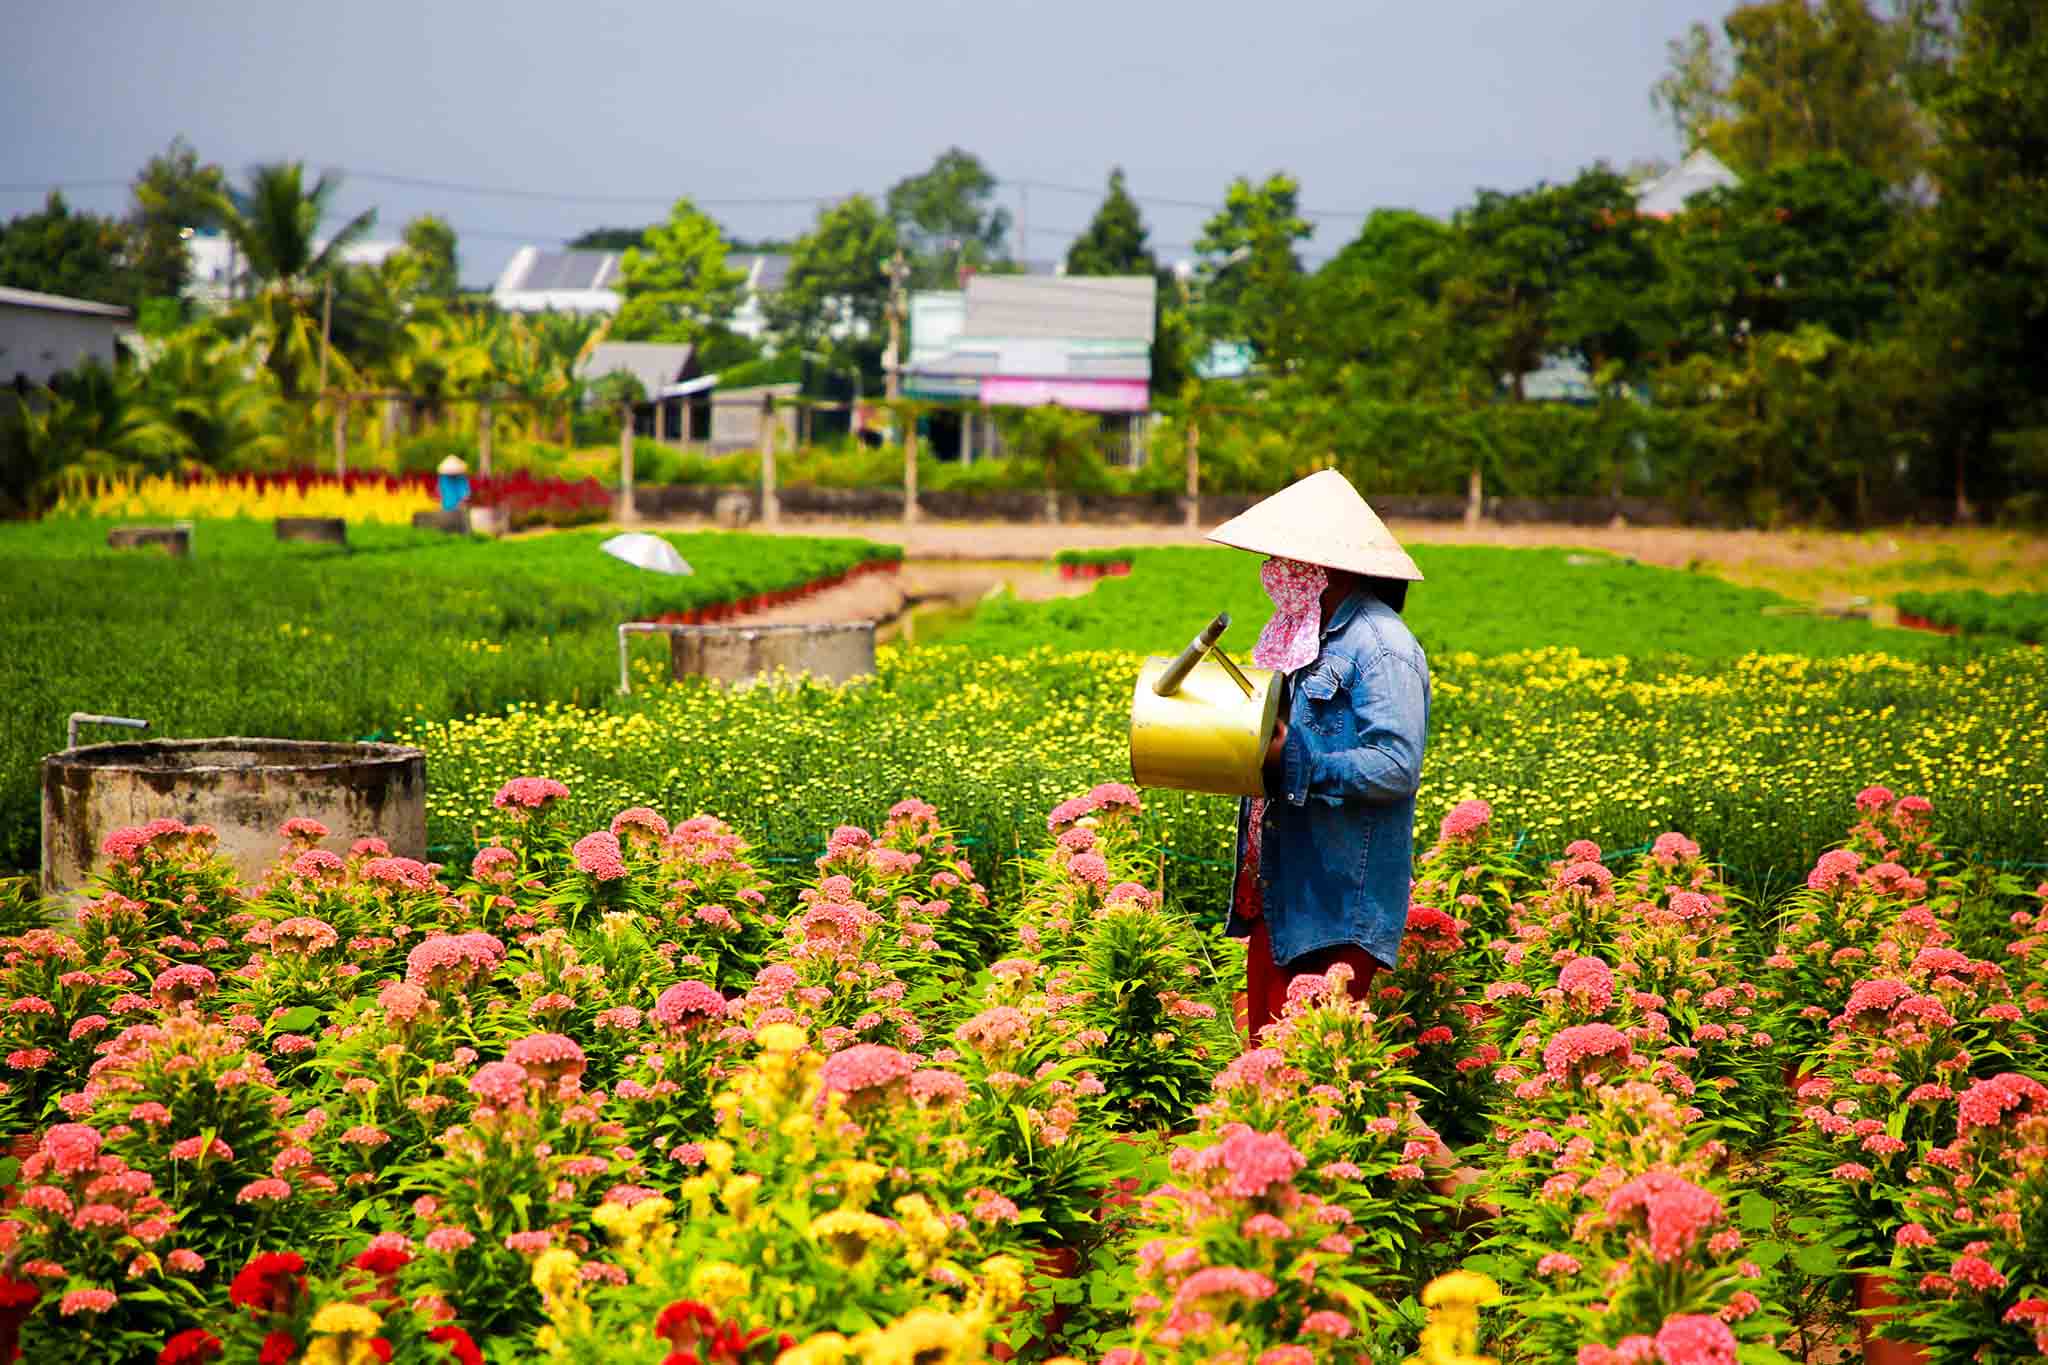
[
  {"xmin": 202, "ymin": 163, "xmax": 378, "ymax": 397},
  {"xmin": 569, "ymin": 226, "xmax": 650, "ymax": 250},
  {"xmin": 886, "ymin": 148, "xmax": 1011, "ymax": 287},
  {"xmin": 1441, "ymin": 168, "xmax": 1659, "ymax": 399},
  {"xmin": 1659, "ymin": 157, "xmax": 1901, "ymax": 357},
  {"xmin": 1302, "ymin": 209, "xmax": 1463, "ymax": 397},
  {"xmin": 129, "ymin": 136, "xmax": 227, "ymax": 304},
  {"xmin": 613, "ymin": 196, "xmax": 747, "ymax": 343},
  {"xmin": 1913, "ymin": 0, "xmax": 2048, "ymax": 515},
  {"xmin": 771, "ymin": 194, "xmax": 897, "ymax": 382},
  {"xmin": 0, "ymin": 192, "xmax": 140, "ymax": 308},
  {"xmin": 1066, "ymin": 169, "xmax": 1157, "ymax": 276},
  {"xmin": 1193, "ymin": 174, "xmax": 1314, "ymax": 370},
  {"xmin": 1653, "ymin": 0, "xmax": 1928, "ymax": 183},
  {"xmin": 391, "ymin": 215, "xmax": 459, "ymax": 300},
  {"xmin": 128, "ymin": 329, "xmax": 287, "ymax": 470}
]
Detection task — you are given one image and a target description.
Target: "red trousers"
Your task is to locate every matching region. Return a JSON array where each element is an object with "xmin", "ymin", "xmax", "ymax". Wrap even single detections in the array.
[{"xmin": 1242, "ymin": 918, "xmax": 1379, "ymax": 1040}]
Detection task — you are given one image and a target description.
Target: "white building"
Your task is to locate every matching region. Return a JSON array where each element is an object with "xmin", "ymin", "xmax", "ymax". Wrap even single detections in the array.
[
  {"xmin": 183, "ymin": 231, "xmax": 403, "ymax": 308},
  {"xmin": 492, "ymin": 246, "xmax": 797, "ymax": 341},
  {"xmin": 0, "ymin": 286, "xmax": 132, "ymax": 388}
]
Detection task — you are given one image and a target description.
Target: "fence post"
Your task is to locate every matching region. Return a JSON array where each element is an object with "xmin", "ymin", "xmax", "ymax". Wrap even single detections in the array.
[
  {"xmin": 760, "ymin": 394, "xmax": 780, "ymax": 526},
  {"xmin": 333, "ymin": 397, "xmax": 349, "ymax": 477},
  {"xmin": 1183, "ymin": 416, "xmax": 1200, "ymax": 530},
  {"xmin": 478, "ymin": 398, "xmax": 494, "ymax": 479},
  {"xmin": 903, "ymin": 409, "xmax": 920, "ymax": 525},
  {"xmin": 1465, "ymin": 465, "xmax": 1484, "ymax": 528},
  {"xmin": 617, "ymin": 403, "xmax": 637, "ymax": 524}
]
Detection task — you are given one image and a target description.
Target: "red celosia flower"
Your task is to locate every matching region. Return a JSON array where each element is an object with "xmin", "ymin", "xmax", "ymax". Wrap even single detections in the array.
[
  {"xmin": 158, "ymin": 1328, "xmax": 224, "ymax": 1365},
  {"xmin": 229, "ymin": 1252, "xmax": 306, "ymax": 1314},
  {"xmin": 656, "ymin": 1300, "xmax": 719, "ymax": 1347},
  {"xmin": 427, "ymin": 1326, "xmax": 483, "ymax": 1365},
  {"xmin": 351, "ymin": 1244, "xmax": 412, "ymax": 1280},
  {"xmin": 257, "ymin": 1332, "xmax": 297, "ymax": 1365}
]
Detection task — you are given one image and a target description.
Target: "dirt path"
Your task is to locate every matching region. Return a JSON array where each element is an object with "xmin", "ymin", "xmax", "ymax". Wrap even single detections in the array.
[
  {"xmin": 633, "ymin": 516, "xmax": 2047, "ymax": 608},
  {"xmin": 711, "ymin": 559, "xmax": 1087, "ymax": 629}
]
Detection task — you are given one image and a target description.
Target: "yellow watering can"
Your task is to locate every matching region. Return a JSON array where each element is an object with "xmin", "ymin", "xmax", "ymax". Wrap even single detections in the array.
[{"xmin": 1128, "ymin": 613, "xmax": 1282, "ymax": 798}]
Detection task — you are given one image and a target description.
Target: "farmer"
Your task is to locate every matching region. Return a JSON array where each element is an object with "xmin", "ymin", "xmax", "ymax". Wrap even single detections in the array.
[{"xmin": 1207, "ymin": 469, "xmax": 1431, "ymax": 1040}]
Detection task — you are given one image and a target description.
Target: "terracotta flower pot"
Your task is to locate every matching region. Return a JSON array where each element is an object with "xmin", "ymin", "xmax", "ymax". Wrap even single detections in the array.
[{"xmin": 1856, "ymin": 1273, "xmax": 1929, "ymax": 1365}]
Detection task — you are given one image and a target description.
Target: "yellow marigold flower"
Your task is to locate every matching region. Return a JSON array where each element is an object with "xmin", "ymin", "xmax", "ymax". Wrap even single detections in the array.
[
  {"xmin": 852, "ymin": 1307, "xmax": 974, "ymax": 1363},
  {"xmin": 308, "ymin": 1303, "xmax": 383, "ymax": 1336},
  {"xmin": 690, "ymin": 1259, "xmax": 749, "ymax": 1305},
  {"xmin": 756, "ymin": 1022, "xmax": 807, "ymax": 1054},
  {"xmin": 779, "ymin": 1331, "xmax": 851, "ymax": 1365},
  {"xmin": 531, "ymin": 1246, "xmax": 582, "ymax": 1299}
]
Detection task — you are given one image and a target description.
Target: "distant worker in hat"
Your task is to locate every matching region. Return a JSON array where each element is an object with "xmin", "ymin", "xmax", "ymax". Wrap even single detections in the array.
[
  {"xmin": 1207, "ymin": 469, "xmax": 1430, "ymax": 1039},
  {"xmin": 436, "ymin": 455, "xmax": 471, "ymax": 512}
]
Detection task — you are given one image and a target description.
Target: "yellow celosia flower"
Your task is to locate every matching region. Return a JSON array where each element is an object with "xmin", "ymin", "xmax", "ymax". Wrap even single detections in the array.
[
  {"xmin": 841, "ymin": 1161, "xmax": 886, "ymax": 1208},
  {"xmin": 531, "ymin": 1246, "xmax": 582, "ymax": 1300},
  {"xmin": 1410, "ymin": 1270, "xmax": 1502, "ymax": 1365},
  {"xmin": 701, "ymin": 1139, "xmax": 737, "ymax": 1175},
  {"xmin": 722, "ymin": 1173, "xmax": 763, "ymax": 1221},
  {"xmin": 690, "ymin": 1259, "xmax": 750, "ymax": 1305},
  {"xmin": 978, "ymin": 1254, "xmax": 1027, "ymax": 1308},
  {"xmin": 308, "ymin": 1302, "xmax": 383, "ymax": 1336},
  {"xmin": 756, "ymin": 1022, "xmax": 807, "ymax": 1054}
]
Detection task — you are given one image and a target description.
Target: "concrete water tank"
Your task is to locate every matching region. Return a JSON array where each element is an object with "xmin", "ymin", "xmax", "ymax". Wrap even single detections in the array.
[
  {"xmin": 669, "ymin": 622, "xmax": 877, "ymax": 687},
  {"xmin": 40, "ymin": 739, "xmax": 426, "ymax": 901}
]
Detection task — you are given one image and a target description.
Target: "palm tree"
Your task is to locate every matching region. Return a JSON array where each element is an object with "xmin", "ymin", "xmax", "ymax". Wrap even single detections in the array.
[
  {"xmin": 205, "ymin": 163, "xmax": 377, "ymax": 398},
  {"xmin": 131, "ymin": 331, "xmax": 288, "ymax": 471}
]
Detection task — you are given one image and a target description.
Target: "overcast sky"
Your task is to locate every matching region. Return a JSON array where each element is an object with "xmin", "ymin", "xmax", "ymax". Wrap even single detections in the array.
[{"xmin": 4, "ymin": 0, "xmax": 1735, "ymax": 288}]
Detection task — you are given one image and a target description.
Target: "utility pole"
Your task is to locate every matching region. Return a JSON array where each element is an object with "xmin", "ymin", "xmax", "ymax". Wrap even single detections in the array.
[
  {"xmin": 1019, "ymin": 181, "xmax": 1029, "ymax": 271},
  {"xmin": 317, "ymin": 275, "xmax": 333, "ymax": 397},
  {"xmin": 882, "ymin": 248, "xmax": 908, "ymax": 407}
]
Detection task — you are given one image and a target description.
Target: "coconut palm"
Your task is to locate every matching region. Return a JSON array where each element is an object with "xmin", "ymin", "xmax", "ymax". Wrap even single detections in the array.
[
  {"xmin": 131, "ymin": 330, "xmax": 288, "ymax": 471},
  {"xmin": 11, "ymin": 361, "xmax": 184, "ymax": 509},
  {"xmin": 205, "ymin": 163, "xmax": 376, "ymax": 397}
]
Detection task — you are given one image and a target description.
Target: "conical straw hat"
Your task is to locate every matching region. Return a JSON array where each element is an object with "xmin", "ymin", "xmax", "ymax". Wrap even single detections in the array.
[{"xmin": 1205, "ymin": 469, "xmax": 1423, "ymax": 581}]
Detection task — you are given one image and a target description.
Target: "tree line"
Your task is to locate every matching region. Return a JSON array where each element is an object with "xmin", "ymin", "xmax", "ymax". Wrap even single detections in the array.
[{"xmin": 2, "ymin": 0, "xmax": 2043, "ymax": 523}]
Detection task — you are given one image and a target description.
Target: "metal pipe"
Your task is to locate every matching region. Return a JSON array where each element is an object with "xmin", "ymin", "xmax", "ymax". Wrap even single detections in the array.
[
  {"xmin": 69, "ymin": 713, "xmax": 149, "ymax": 749},
  {"xmin": 617, "ymin": 622, "xmax": 669, "ymax": 696},
  {"xmin": 1152, "ymin": 612, "xmax": 1230, "ymax": 698}
]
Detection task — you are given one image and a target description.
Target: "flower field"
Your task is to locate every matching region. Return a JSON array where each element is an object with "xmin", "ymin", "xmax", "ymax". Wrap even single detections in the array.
[
  {"xmin": 54, "ymin": 471, "xmax": 617, "ymax": 530},
  {"xmin": 3, "ymin": 772, "xmax": 2047, "ymax": 1364}
]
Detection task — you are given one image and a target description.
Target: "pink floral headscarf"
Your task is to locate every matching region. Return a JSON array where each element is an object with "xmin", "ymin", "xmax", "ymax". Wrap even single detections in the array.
[{"xmin": 1252, "ymin": 557, "xmax": 1327, "ymax": 674}]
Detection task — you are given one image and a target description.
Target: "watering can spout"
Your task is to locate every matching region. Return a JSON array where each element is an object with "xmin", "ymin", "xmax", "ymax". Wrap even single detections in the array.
[{"xmin": 1153, "ymin": 612, "xmax": 1232, "ymax": 697}]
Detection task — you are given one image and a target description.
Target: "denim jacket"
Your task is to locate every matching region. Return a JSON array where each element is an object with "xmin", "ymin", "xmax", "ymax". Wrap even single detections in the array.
[{"xmin": 1228, "ymin": 586, "xmax": 1431, "ymax": 969}]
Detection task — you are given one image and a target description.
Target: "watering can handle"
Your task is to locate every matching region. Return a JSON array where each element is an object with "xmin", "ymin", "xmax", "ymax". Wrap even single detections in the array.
[{"xmin": 1153, "ymin": 613, "xmax": 1255, "ymax": 699}]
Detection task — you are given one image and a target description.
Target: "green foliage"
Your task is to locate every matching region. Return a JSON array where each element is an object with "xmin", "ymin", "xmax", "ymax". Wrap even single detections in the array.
[
  {"xmin": 771, "ymin": 194, "xmax": 896, "ymax": 383},
  {"xmin": 206, "ymin": 161, "xmax": 376, "ymax": 290},
  {"xmin": 614, "ymin": 197, "xmax": 747, "ymax": 343},
  {"xmin": 1193, "ymin": 173, "xmax": 1313, "ymax": 367},
  {"xmin": 1895, "ymin": 588, "xmax": 2048, "ymax": 643},
  {"xmin": 128, "ymin": 135, "xmax": 227, "ymax": 303},
  {"xmin": 392, "ymin": 213, "xmax": 460, "ymax": 300},
  {"xmin": 886, "ymin": 147, "xmax": 1012, "ymax": 286},
  {"xmin": 0, "ymin": 520, "xmax": 896, "ymax": 872},
  {"xmin": 1652, "ymin": 0, "xmax": 1929, "ymax": 183},
  {"xmin": 1065, "ymin": 169, "xmax": 1157, "ymax": 277},
  {"xmin": 948, "ymin": 543, "xmax": 1983, "ymax": 664},
  {"xmin": 0, "ymin": 191, "xmax": 141, "ymax": 308}
]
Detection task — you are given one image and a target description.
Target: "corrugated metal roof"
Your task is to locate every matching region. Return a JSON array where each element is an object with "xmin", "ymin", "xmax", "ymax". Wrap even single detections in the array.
[
  {"xmin": 740, "ymin": 253, "xmax": 791, "ymax": 295},
  {"xmin": 504, "ymin": 249, "xmax": 621, "ymax": 293},
  {"xmin": 1635, "ymin": 149, "xmax": 1740, "ymax": 218},
  {"xmin": 575, "ymin": 342, "xmax": 695, "ymax": 397},
  {"xmin": 0, "ymin": 286, "xmax": 131, "ymax": 319},
  {"xmin": 959, "ymin": 275, "xmax": 1155, "ymax": 344}
]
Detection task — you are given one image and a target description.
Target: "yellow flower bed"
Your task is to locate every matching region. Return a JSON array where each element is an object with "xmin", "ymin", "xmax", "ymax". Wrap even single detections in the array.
[{"xmin": 54, "ymin": 473, "xmax": 433, "ymax": 524}]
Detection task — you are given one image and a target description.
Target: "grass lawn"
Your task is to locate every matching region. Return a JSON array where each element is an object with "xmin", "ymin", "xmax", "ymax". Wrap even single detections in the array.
[{"xmin": 0, "ymin": 519, "xmax": 894, "ymax": 871}]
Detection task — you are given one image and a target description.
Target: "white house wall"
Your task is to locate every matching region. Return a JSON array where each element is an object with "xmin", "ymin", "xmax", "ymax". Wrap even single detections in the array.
[{"xmin": 0, "ymin": 303, "xmax": 126, "ymax": 387}]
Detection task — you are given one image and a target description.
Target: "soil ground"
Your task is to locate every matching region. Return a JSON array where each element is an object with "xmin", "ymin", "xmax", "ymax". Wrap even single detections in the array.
[{"xmin": 637, "ymin": 515, "xmax": 2048, "ymax": 614}]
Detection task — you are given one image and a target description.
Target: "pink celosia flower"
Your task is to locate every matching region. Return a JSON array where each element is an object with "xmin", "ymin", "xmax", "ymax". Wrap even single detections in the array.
[
  {"xmin": 505, "ymin": 1033, "xmax": 586, "ymax": 1083},
  {"xmin": 571, "ymin": 831, "xmax": 628, "ymax": 881},
  {"xmin": 1605, "ymin": 1171, "xmax": 1723, "ymax": 1263},
  {"xmin": 493, "ymin": 777, "xmax": 570, "ymax": 810},
  {"xmin": 1543, "ymin": 1023, "xmax": 1632, "ymax": 1083},
  {"xmin": 1299, "ymin": 1310, "xmax": 1355, "ymax": 1338},
  {"xmin": 236, "ymin": 1180, "xmax": 291, "ymax": 1205},
  {"xmin": 1652, "ymin": 1313, "xmax": 1737, "ymax": 1365},
  {"xmin": 1537, "ymin": 1252, "xmax": 1583, "ymax": 1277},
  {"xmin": 59, "ymin": 1288, "xmax": 117, "ymax": 1316},
  {"xmin": 818, "ymin": 1044, "xmax": 914, "ymax": 1098},
  {"xmin": 651, "ymin": 981, "xmax": 726, "ymax": 1030},
  {"xmin": 425, "ymin": 1227, "xmax": 476, "ymax": 1253},
  {"xmin": 1172, "ymin": 1266, "xmax": 1276, "ymax": 1310},
  {"xmin": 269, "ymin": 917, "xmax": 339, "ymax": 955},
  {"xmin": 1957, "ymin": 1073, "xmax": 2048, "ymax": 1135},
  {"xmin": 42, "ymin": 1124, "xmax": 102, "ymax": 1176},
  {"xmin": 1806, "ymin": 849, "xmax": 1864, "ymax": 894},
  {"xmin": 1558, "ymin": 957, "xmax": 1616, "ymax": 1012},
  {"xmin": 290, "ymin": 849, "xmax": 346, "ymax": 881},
  {"xmin": 468, "ymin": 1061, "xmax": 530, "ymax": 1107},
  {"xmin": 1557, "ymin": 860, "xmax": 1614, "ymax": 899},
  {"xmin": 1438, "ymin": 800, "xmax": 1492, "ymax": 842},
  {"xmin": 364, "ymin": 857, "xmax": 438, "ymax": 893},
  {"xmin": 503, "ymin": 1230, "xmax": 552, "ymax": 1254},
  {"xmin": 910, "ymin": 1070, "xmax": 968, "ymax": 1106},
  {"xmin": 1952, "ymin": 1255, "xmax": 2007, "ymax": 1292},
  {"xmin": 1211, "ymin": 1127, "xmax": 1305, "ymax": 1199},
  {"xmin": 150, "ymin": 964, "xmax": 217, "ymax": 1006},
  {"xmin": 1068, "ymin": 853, "xmax": 1110, "ymax": 889}
]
